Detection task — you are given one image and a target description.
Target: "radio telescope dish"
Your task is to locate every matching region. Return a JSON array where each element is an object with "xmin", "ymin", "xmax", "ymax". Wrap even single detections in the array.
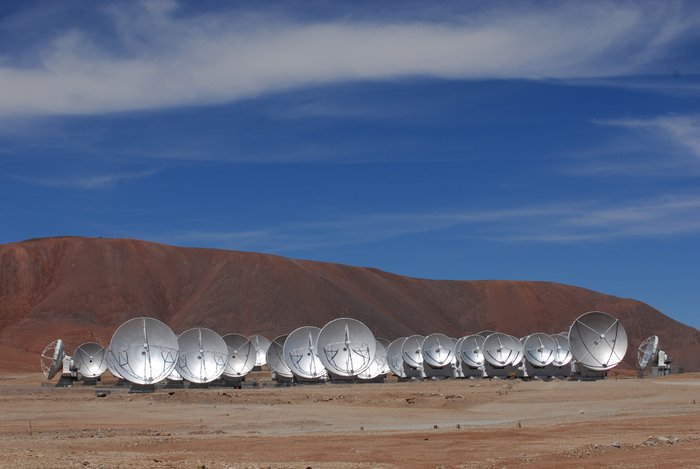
[
  {"xmin": 41, "ymin": 339, "xmax": 65, "ymax": 379},
  {"xmin": 459, "ymin": 334, "xmax": 485, "ymax": 368},
  {"xmin": 357, "ymin": 339, "xmax": 388, "ymax": 380},
  {"xmin": 249, "ymin": 335, "xmax": 271, "ymax": 367},
  {"xmin": 222, "ymin": 333, "xmax": 256, "ymax": 378},
  {"xmin": 483, "ymin": 333, "xmax": 519, "ymax": 367},
  {"xmin": 510, "ymin": 335, "xmax": 525, "ymax": 366},
  {"xmin": 107, "ymin": 317, "xmax": 179, "ymax": 385},
  {"xmin": 569, "ymin": 311, "xmax": 628, "ymax": 371},
  {"xmin": 73, "ymin": 342, "xmax": 108, "ymax": 378},
  {"xmin": 283, "ymin": 326, "xmax": 327, "ymax": 380},
  {"xmin": 551, "ymin": 333, "xmax": 573, "ymax": 367},
  {"xmin": 176, "ymin": 328, "xmax": 228, "ymax": 384},
  {"xmin": 386, "ymin": 337, "xmax": 407, "ymax": 377},
  {"xmin": 266, "ymin": 335, "xmax": 293, "ymax": 378},
  {"xmin": 637, "ymin": 335, "xmax": 659, "ymax": 369},
  {"xmin": 317, "ymin": 318, "xmax": 376, "ymax": 377},
  {"xmin": 421, "ymin": 333, "xmax": 455, "ymax": 367},
  {"xmin": 401, "ymin": 335, "xmax": 425, "ymax": 369},
  {"xmin": 523, "ymin": 333, "xmax": 556, "ymax": 367}
]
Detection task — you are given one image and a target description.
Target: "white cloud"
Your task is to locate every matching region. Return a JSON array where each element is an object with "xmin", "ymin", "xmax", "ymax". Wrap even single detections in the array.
[
  {"xmin": 152, "ymin": 194, "xmax": 700, "ymax": 252},
  {"xmin": 596, "ymin": 115, "xmax": 700, "ymax": 158},
  {"xmin": 0, "ymin": 1, "xmax": 697, "ymax": 116},
  {"xmin": 14, "ymin": 169, "xmax": 157, "ymax": 189}
]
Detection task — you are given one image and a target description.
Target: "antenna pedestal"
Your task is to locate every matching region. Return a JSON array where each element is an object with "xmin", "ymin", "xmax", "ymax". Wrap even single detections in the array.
[
  {"xmin": 56, "ymin": 373, "xmax": 76, "ymax": 387},
  {"xmin": 81, "ymin": 377, "xmax": 99, "ymax": 386},
  {"xmin": 423, "ymin": 364, "xmax": 455, "ymax": 379},
  {"xmin": 460, "ymin": 365, "xmax": 486, "ymax": 378},
  {"xmin": 271, "ymin": 373, "xmax": 294, "ymax": 385},
  {"xmin": 402, "ymin": 363, "xmax": 425, "ymax": 379},
  {"xmin": 164, "ymin": 379, "xmax": 185, "ymax": 389},
  {"xmin": 326, "ymin": 371, "xmax": 359, "ymax": 383},
  {"xmin": 651, "ymin": 366, "xmax": 671, "ymax": 378},
  {"xmin": 523, "ymin": 362, "xmax": 555, "ymax": 379},
  {"xmin": 216, "ymin": 377, "xmax": 244, "ymax": 388},
  {"xmin": 357, "ymin": 374, "xmax": 386, "ymax": 383},
  {"xmin": 129, "ymin": 384, "xmax": 156, "ymax": 393},
  {"xmin": 572, "ymin": 363, "xmax": 607, "ymax": 380},
  {"xmin": 484, "ymin": 363, "xmax": 517, "ymax": 379}
]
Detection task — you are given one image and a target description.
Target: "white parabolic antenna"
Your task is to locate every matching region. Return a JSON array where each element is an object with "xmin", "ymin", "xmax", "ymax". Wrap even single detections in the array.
[
  {"xmin": 107, "ymin": 317, "xmax": 179, "ymax": 385},
  {"xmin": 266, "ymin": 335, "xmax": 293, "ymax": 378},
  {"xmin": 523, "ymin": 333, "xmax": 557, "ymax": 367},
  {"xmin": 357, "ymin": 339, "xmax": 388, "ymax": 380},
  {"xmin": 176, "ymin": 328, "xmax": 228, "ymax": 383},
  {"xmin": 637, "ymin": 335, "xmax": 659, "ymax": 369},
  {"xmin": 421, "ymin": 332, "xmax": 455, "ymax": 367},
  {"xmin": 73, "ymin": 342, "xmax": 108, "ymax": 378},
  {"xmin": 282, "ymin": 326, "xmax": 327, "ymax": 379},
  {"xmin": 386, "ymin": 337, "xmax": 408, "ymax": 378},
  {"xmin": 483, "ymin": 333, "xmax": 518, "ymax": 367},
  {"xmin": 222, "ymin": 333, "xmax": 256, "ymax": 378},
  {"xmin": 569, "ymin": 311, "xmax": 628, "ymax": 371},
  {"xmin": 317, "ymin": 318, "xmax": 376, "ymax": 377},
  {"xmin": 249, "ymin": 335, "xmax": 271, "ymax": 367},
  {"xmin": 41, "ymin": 339, "xmax": 65, "ymax": 379},
  {"xmin": 510, "ymin": 335, "xmax": 525, "ymax": 366},
  {"xmin": 401, "ymin": 335, "xmax": 425, "ymax": 369},
  {"xmin": 551, "ymin": 333, "xmax": 573, "ymax": 367},
  {"xmin": 459, "ymin": 334, "xmax": 485, "ymax": 368}
]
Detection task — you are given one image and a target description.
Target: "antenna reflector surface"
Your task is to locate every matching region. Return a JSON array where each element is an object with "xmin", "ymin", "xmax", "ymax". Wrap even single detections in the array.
[
  {"xmin": 459, "ymin": 335, "xmax": 485, "ymax": 368},
  {"xmin": 249, "ymin": 335, "xmax": 271, "ymax": 367},
  {"xmin": 41, "ymin": 339, "xmax": 65, "ymax": 379},
  {"xmin": 523, "ymin": 333, "xmax": 557, "ymax": 367},
  {"xmin": 483, "ymin": 333, "xmax": 519, "ymax": 367},
  {"xmin": 357, "ymin": 339, "xmax": 388, "ymax": 380},
  {"xmin": 421, "ymin": 333, "xmax": 455, "ymax": 367},
  {"xmin": 282, "ymin": 326, "xmax": 327, "ymax": 379},
  {"xmin": 176, "ymin": 328, "xmax": 228, "ymax": 383},
  {"xmin": 73, "ymin": 342, "xmax": 108, "ymax": 378},
  {"xmin": 107, "ymin": 317, "xmax": 179, "ymax": 385},
  {"xmin": 266, "ymin": 335, "xmax": 293, "ymax": 378},
  {"xmin": 317, "ymin": 318, "xmax": 376, "ymax": 377},
  {"xmin": 221, "ymin": 333, "xmax": 256, "ymax": 377},
  {"xmin": 569, "ymin": 311, "xmax": 628, "ymax": 371},
  {"xmin": 551, "ymin": 333, "xmax": 573, "ymax": 367},
  {"xmin": 386, "ymin": 337, "xmax": 408, "ymax": 378},
  {"xmin": 637, "ymin": 335, "xmax": 659, "ymax": 369},
  {"xmin": 401, "ymin": 335, "xmax": 425, "ymax": 369}
]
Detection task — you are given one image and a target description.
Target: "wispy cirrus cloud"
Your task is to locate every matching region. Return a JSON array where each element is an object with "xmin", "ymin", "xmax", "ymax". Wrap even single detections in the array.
[
  {"xmin": 564, "ymin": 113, "xmax": 700, "ymax": 177},
  {"xmin": 0, "ymin": 1, "xmax": 698, "ymax": 117},
  {"xmin": 595, "ymin": 114, "xmax": 700, "ymax": 158},
  {"xmin": 14, "ymin": 168, "xmax": 157, "ymax": 189},
  {"xmin": 151, "ymin": 194, "xmax": 700, "ymax": 252}
]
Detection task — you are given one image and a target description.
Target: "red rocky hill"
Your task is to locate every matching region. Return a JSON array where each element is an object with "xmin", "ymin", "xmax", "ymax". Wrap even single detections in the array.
[{"xmin": 1, "ymin": 237, "xmax": 698, "ymax": 371}]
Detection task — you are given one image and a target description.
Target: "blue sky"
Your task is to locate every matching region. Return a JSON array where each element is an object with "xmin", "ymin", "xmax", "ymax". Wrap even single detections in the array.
[{"xmin": 1, "ymin": 0, "xmax": 699, "ymax": 329}]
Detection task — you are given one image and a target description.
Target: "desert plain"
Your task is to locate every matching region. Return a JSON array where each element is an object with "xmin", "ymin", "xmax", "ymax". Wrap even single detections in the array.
[{"xmin": 0, "ymin": 371, "xmax": 698, "ymax": 468}]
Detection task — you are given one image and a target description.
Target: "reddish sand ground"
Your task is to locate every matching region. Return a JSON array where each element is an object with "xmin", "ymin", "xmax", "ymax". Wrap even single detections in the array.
[{"xmin": 1, "ymin": 372, "xmax": 699, "ymax": 468}]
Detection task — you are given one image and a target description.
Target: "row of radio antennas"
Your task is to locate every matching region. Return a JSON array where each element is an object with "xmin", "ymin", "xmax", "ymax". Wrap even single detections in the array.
[{"xmin": 41, "ymin": 311, "xmax": 641, "ymax": 387}]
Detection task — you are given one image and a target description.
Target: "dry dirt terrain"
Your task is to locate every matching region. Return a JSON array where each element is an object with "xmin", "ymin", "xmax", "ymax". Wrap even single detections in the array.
[{"xmin": 0, "ymin": 372, "xmax": 699, "ymax": 468}]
